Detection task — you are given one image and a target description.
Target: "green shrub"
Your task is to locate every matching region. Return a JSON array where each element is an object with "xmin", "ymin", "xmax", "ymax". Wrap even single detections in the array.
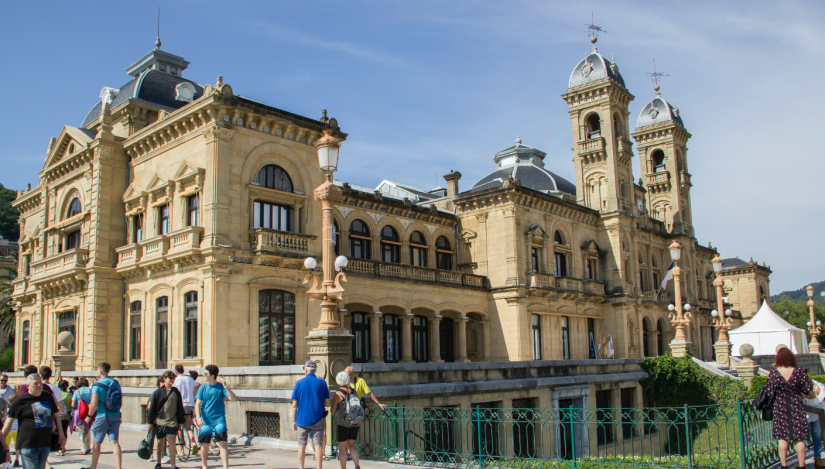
[
  {"xmin": 639, "ymin": 355, "xmax": 748, "ymax": 408},
  {"xmin": 748, "ymin": 376, "xmax": 768, "ymax": 399},
  {"xmin": 0, "ymin": 347, "xmax": 13, "ymax": 372}
]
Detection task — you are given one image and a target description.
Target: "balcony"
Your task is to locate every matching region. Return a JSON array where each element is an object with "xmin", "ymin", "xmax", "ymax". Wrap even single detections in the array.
[
  {"xmin": 168, "ymin": 226, "xmax": 204, "ymax": 259},
  {"xmin": 680, "ymin": 171, "xmax": 692, "ymax": 187},
  {"xmin": 642, "ymin": 290, "xmax": 671, "ymax": 303},
  {"xmin": 29, "ymin": 249, "xmax": 89, "ymax": 293},
  {"xmin": 555, "ymin": 277, "xmax": 582, "ymax": 291},
  {"xmin": 115, "ymin": 244, "xmax": 141, "ymax": 270},
  {"xmin": 617, "ymin": 137, "xmax": 633, "ymax": 155},
  {"xmin": 584, "ymin": 281, "xmax": 605, "ymax": 296},
  {"xmin": 528, "ymin": 272, "xmax": 554, "ymax": 289},
  {"xmin": 250, "ymin": 228, "xmax": 316, "ymax": 258},
  {"xmin": 347, "ymin": 259, "xmax": 487, "ymax": 290},
  {"xmin": 116, "ymin": 227, "xmax": 204, "ymax": 274},
  {"xmin": 577, "ymin": 137, "xmax": 605, "ymax": 155},
  {"xmin": 647, "ymin": 172, "xmax": 670, "ymax": 185}
]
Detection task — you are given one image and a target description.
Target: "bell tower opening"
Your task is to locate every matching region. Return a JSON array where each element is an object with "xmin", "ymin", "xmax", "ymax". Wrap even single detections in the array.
[
  {"xmin": 651, "ymin": 150, "xmax": 666, "ymax": 172},
  {"xmin": 586, "ymin": 114, "xmax": 601, "ymax": 139}
]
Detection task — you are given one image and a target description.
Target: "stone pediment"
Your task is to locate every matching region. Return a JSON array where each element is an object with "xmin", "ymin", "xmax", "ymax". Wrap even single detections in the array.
[
  {"xmin": 525, "ymin": 225, "xmax": 548, "ymax": 238},
  {"xmin": 44, "ymin": 126, "xmax": 96, "ymax": 169},
  {"xmin": 581, "ymin": 239, "xmax": 603, "ymax": 254},
  {"xmin": 172, "ymin": 160, "xmax": 201, "ymax": 180},
  {"xmin": 122, "ymin": 183, "xmax": 147, "ymax": 203}
]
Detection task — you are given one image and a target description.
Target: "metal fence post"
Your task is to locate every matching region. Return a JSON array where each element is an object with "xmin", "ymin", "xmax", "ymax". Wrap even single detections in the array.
[
  {"xmin": 401, "ymin": 404, "xmax": 407, "ymax": 464},
  {"xmin": 684, "ymin": 404, "xmax": 693, "ymax": 469},
  {"xmin": 569, "ymin": 405, "xmax": 576, "ymax": 469},
  {"xmin": 737, "ymin": 401, "xmax": 747, "ymax": 469},
  {"xmin": 476, "ymin": 406, "xmax": 484, "ymax": 468}
]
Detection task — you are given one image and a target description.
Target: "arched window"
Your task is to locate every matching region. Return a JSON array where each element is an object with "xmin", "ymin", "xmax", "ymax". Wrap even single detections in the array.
[
  {"xmin": 651, "ymin": 150, "xmax": 666, "ymax": 172},
  {"xmin": 58, "ymin": 310, "xmax": 76, "ymax": 352},
  {"xmin": 586, "ymin": 114, "xmax": 601, "ymax": 139},
  {"xmin": 759, "ymin": 285, "xmax": 765, "ymax": 296},
  {"xmin": 620, "ymin": 180, "xmax": 627, "ymax": 199},
  {"xmin": 531, "ymin": 314, "xmax": 541, "ymax": 360},
  {"xmin": 409, "ymin": 231, "xmax": 428, "ymax": 267},
  {"xmin": 554, "ymin": 231, "xmax": 564, "ymax": 245},
  {"xmin": 439, "ymin": 318, "xmax": 455, "ymax": 362},
  {"xmin": 642, "ymin": 319, "xmax": 651, "ymax": 357},
  {"xmin": 351, "ymin": 312, "xmax": 370, "ymax": 363},
  {"xmin": 184, "ymin": 291, "xmax": 198, "ymax": 358},
  {"xmin": 380, "ymin": 226, "xmax": 400, "ymax": 263},
  {"xmin": 652, "ymin": 256, "xmax": 658, "ymax": 268},
  {"xmin": 656, "ymin": 319, "xmax": 664, "ymax": 356},
  {"xmin": 258, "ymin": 289, "xmax": 296, "ymax": 365},
  {"xmin": 66, "ymin": 198, "xmax": 82, "ymax": 218},
  {"xmin": 21, "ymin": 321, "xmax": 30, "ymax": 365},
  {"xmin": 156, "ymin": 297, "xmax": 169, "ymax": 368},
  {"xmin": 412, "ymin": 316, "xmax": 428, "ymax": 362},
  {"xmin": 561, "ymin": 316, "xmax": 570, "ymax": 359},
  {"xmin": 383, "ymin": 314, "xmax": 401, "ymax": 363},
  {"xmin": 130, "ymin": 302, "xmax": 141, "ymax": 360},
  {"xmin": 436, "ymin": 236, "xmax": 453, "ymax": 270},
  {"xmin": 255, "ymin": 164, "xmax": 293, "ymax": 192},
  {"xmin": 350, "ymin": 220, "xmax": 371, "ymax": 259},
  {"xmin": 613, "ymin": 115, "xmax": 621, "ymax": 138}
]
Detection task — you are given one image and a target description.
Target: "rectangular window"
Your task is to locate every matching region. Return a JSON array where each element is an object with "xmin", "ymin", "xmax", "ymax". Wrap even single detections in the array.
[
  {"xmin": 555, "ymin": 252, "xmax": 567, "ymax": 277},
  {"xmin": 252, "ymin": 200, "xmax": 293, "ymax": 232},
  {"xmin": 65, "ymin": 231, "xmax": 81, "ymax": 250},
  {"xmin": 258, "ymin": 290, "xmax": 296, "ymax": 365},
  {"xmin": 159, "ymin": 205, "xmax": 170, "ymax": 235},
  {"xmin": 134, "ymin": 214, "xmax": 144, "ymax": 242},
  {"xmin": 588, "ymin": 318, "xmax": 596, "ymax": 359},
  {"xmin": 24, "ymin": 255, "xmax": 30, "ymax": 277},
  {"xmin": 561, "ymin": 316, "xmax": 570, "ymax": 360},
  {"xmin": 531, "ymin": 314, "xmax": 541, "ymax": 360},
  {"xmin": 184, "ymin": 291, "xmax": 198, "ymax": 358},
  {"xmin": 22, "ymin": 321, "xmax": 30, "ymax": 365},
  {"xmin": 157, "ymin": 297, "xmax": 169, "ymax": 369},
  {"xmin": 130, "ymin": 301, "xmax": 141, "ymax": 360},
  {"xmin": 411, "ymin": 246, "xmax": 427, "ymax": 267},
  {"xmin": 58, "ymin": 310, "xmax": 76, "ymax": 351},
  {"xmin": 531, "ymin": 248, "xmax": 539, "ymax": 272},
  {"xmin": 587, "ymin": 259, "xmax": 595, "ymax": 280},
  {"xmin": 412, "ymin": 316, "xmax": 428, "ymax": 362},
  {"xmin": 188, "ymin": 195, "xmax": 199, "ymax": 227},
  {"xmin": 171, "ymin": 67, "xmax": 177, "ymax": 75},
  {"xmin": 159, "ymin": 64, "xmax": 166, "ymax": 72},
  {"xmin": 351, "ymin": 313, "xmax": 370, "ymax": 364}
]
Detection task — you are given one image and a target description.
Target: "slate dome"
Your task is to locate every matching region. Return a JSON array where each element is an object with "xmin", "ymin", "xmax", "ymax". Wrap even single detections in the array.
[
  {"xmin": 636, "ymin": 94, "xmax": 684, "ymax": 129},
  {"xmin": 568, "ymin": 40, "xmax": 626, "ymax": 89}
]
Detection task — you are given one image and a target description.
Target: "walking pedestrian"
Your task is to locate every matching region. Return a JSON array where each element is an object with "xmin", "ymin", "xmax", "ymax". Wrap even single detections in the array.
[
  {"xmin": 0, "ymin": 374, "xmax": 15, "ymax": 405},
  {"xmin": 2, "ymin": 373, "xmax": 65, "ymax": 469},
  {"xmin": 344, "ymin": 367, "xmax": 386, "ymax": 409},
  {"xmin": 17, "ymin": 366, "xmax": 38, "ymax": 395},
  {"xmin": 766, "ymin": 347, "xmax": 819, "ymax": 468},
  {"xmin": 173, "ymin": 364, "xmax": 199, "ymax": 455},
  {"xmin": 292, "ymin": 360, "xmax": 330, "ymax": 469},
  {"xmin": 147, "ymin": 371, "xmax": 185, "ymax": 469},
  {"xmin": 69, "ymin": 378, "xmax": 91, "ymax": 455},
  {"xmin": 331, "ymin": 371, "xmax": 363, "ymax": 469},
  {"xmin": 6, "ymin": 394, "xmax": 19, "ymax": 467},
  {"xmin": 38, "ymin": 367, "xmax": 65, "ymax": 458},
  {"xmin": 56, "ymin": 381, "xmax": 72, "ymax": 457},
  {"xmin": 82, "ymin": 362, "xmax": 122, "ymax": 469},
  {"xmin": 194, "ymin": 365, "xmax": 237, "ymax": 469},
  {"xmin": 146, "ymin": 377, "xmax": 168, "ymax": 463}
]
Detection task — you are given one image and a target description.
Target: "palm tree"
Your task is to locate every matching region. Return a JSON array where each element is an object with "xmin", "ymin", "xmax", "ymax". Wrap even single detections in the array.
[{"xmin": 0, "ymin": 280, "xmax": 13, "ymax": 337}]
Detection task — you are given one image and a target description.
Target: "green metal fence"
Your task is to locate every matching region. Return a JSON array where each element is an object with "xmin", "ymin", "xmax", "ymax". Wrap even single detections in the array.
[{"xmin": 331, "ymin": 401, "xmax": 801, "ymax": 469}]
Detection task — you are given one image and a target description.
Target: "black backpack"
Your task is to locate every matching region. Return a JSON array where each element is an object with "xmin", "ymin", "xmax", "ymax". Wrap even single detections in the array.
[{"xmin": 754, "ymin": 382, "xmax": 774, "ymax": 421}]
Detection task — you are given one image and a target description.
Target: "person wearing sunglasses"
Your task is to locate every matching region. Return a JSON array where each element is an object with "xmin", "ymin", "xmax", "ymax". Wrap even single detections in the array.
[{"xmin": 0, "ymin": 375, "xmax": 15, "ymax": 406}]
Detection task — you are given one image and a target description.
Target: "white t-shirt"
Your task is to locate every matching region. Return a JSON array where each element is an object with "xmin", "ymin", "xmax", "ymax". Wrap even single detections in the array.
[
  {"xmin": 46, "ymin": 383, "xmax": 66, "ymax": 416},
  {"xmin": 173, "ymin": 375, "xmax": 198, "ymax": 407},
  {"xmin": 805, "ymin": 380, "xmax": 825, "ymax": 423}
]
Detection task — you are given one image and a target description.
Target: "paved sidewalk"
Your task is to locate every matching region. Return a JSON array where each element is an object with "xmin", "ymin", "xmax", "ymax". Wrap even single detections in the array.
[{"xmin": 45, "ymin": 427, "xmax": 389, "ymax": 469}]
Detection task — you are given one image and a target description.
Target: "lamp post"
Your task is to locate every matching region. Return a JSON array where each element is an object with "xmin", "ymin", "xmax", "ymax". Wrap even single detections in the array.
[
  {"xmin": 710, "ymin": 254, "xmax": 733, "ymax": 365},
  {"xmin": 303, "ymin": 125, "xmax": 353, "ymax": 384},
  {"xmin": 807, "ymin": 284, "xmax": 821, "ymax": 354},
  {"xmin": 667, "ymin": 241, "xmax": 692, "ymax": 357}
]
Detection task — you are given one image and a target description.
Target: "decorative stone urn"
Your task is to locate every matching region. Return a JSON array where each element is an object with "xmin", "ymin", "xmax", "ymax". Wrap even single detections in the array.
[
  {"xmin": 52, "ymin": 331, "xmax": 77, "ymax": 379},
  {"xmin": 733, "ymin": 343, "xmax": 760, "ymax": 386}
]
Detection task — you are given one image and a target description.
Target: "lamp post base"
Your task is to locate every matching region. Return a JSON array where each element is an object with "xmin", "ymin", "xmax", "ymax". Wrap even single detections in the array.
[
  {"xmin": 810, "ymin": 341, "xmax": 821, "ymax": 354},
  {"xmin": 669, "ymin": 340, "xmax": 692, "ymax": 358},
  {"xmin": 714, "ymin": 341, "xmax": 732, "ymax": 366},
  {"xmin": 306, "ymin": 329, "xmax": 354, "ymax": 387}
]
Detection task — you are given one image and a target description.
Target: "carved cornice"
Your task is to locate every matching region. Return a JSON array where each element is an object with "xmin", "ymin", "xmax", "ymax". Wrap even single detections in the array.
[
  {"xmin": 202, "ymin": 126, "xmax": 235, "ymax": 143},
  {"xmin": 314, "ymin": 180, "xmax": 343, "ymax": 203}
]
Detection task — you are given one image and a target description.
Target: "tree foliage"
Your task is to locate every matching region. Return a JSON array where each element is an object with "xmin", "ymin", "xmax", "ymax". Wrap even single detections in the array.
[
  {"xmin": 0, "ymin": 184, "xmax": 19, "ymax": 242},
  {"xmin": 639, "ymin": 355, "xmax": 748, "ymax": 407},
  {"xmin": 770, "ymin": 296, "xmax": 825, "ymax": 342}
]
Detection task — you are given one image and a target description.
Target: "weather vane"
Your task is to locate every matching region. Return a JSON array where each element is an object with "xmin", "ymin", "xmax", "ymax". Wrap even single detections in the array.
[
  {"xmin": 646, "ymin": 59, "xmax": 669, "ymax": 95},
  {"xmin": 584, "ymin": 11, "xmax": 605, "ymax": 38}
]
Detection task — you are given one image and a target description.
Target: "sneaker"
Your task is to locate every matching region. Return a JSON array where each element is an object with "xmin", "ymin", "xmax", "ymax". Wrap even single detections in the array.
[
  {"xmin": 162, "ymin": 455, "xmax": 171, "ymax": 464},
  {"xmin": 13, "ymin": 461, "xmax": 19, "ymax": 468}
]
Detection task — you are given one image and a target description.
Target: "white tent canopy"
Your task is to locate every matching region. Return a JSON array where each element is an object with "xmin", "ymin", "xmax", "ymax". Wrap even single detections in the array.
[{"xmin": 729, "ymin": 301, "xmax": 809, "ymax": 356}]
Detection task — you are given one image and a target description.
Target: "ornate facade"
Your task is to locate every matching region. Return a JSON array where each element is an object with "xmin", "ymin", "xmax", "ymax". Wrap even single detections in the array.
[{"xmin": 11, "ymin": 39, "xmax": 770, "ymax": 372}]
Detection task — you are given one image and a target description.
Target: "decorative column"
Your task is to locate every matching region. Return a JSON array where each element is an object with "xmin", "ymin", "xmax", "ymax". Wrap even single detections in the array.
[
  {"xmin": 711, "ymin": 255, "xmax": 733, "ymax": 365},
  {"xmin": 456, "ymin": 316, "xmax": 470, "ymax": 362},
  {"xmin": 400, "ymin": 314, "xmax": 414, "ymax": 363},
  {"xmin": 201, "ymin": 126, "xmax": 234, "ymax": 247},
  {"xmin": 430, "ymin": 315, "xmax": 443, "ymax": 362},
  {"xmin": 369, "ymin": 312, "xmax": 383, "ymax": 363},
  {"xmin": 481, "ymin": 320, "xmax": 492, "ymax": 361},
  {"xmin": 807, "ymin": 285, "xmax": 821, "ymax": 354}
]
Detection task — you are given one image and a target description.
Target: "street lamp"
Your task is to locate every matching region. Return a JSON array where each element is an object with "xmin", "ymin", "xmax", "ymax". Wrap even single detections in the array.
[
  {"xmin": 667, "ymin": 241, "xmax": 692, "ymax": 357},
  {"xmin": 709, "ymin": 254, "xmax": 733, "ymax": 364},
  {"xmin": 807, "ymin": 284, "xmax": 821, "ymax": 353},
  {"xmin": 303, "ymin": 128, "xmax": 347, "ymax": 330}
]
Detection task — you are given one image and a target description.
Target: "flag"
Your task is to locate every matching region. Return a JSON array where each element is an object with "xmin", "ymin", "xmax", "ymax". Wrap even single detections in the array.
[
  {"xmin": 332, "ymin": 227, "xmax": 337, "ymax": 246},
  {"xmin": 601, "ymin": 335, "xmax": 607, "ymax": 358},
  {"xmin": 589, "ymin": 332, "xmax": 595, "ymax": 358},
  {"xmin": 607, "ymin": 335, "xmax": 615, "ymax": 358},
  {"xmin": 661, "ymin": 262, "xmax": 675, "ymax": 289}
]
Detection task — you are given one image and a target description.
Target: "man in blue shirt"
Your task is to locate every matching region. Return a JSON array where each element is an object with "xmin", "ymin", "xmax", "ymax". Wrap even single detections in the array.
[
  {"xmin": 291, "ymin": 360, "xmax": 330, "ymax": 469},
  {"xmin": 83, "ymin": 362, "xmax": 121, "ymax": 469},
  {"xmin": 195, "ymin": 364, "xmax": 237, "ymax": 469}
]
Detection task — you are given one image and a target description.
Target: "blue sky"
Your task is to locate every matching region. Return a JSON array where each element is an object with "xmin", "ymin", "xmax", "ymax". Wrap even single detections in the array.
[{"xmin": 1, "ymin": 1, "xmax": 822, "ymax": 293}]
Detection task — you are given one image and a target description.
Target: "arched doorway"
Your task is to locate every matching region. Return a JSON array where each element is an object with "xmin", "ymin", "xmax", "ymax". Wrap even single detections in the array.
[
  {"xmin": 642, "ymin": 318, "xmax": 651, "ymax": 357},
  {"xmin": 440, "ymin": 318, "xmax": 455, "ymax": 362},
  {"xmin": 656, "ymin": 319, "xmax": 664, "ymax": 356}
]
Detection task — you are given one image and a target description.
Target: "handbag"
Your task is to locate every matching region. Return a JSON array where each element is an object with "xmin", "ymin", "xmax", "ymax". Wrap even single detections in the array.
[
  {"xmin": 137, "ymin": 431, "xmax": 152, "ymax": 460},
  {"xmin": 754, "ymin": 383, "xmax": 774, "ymax": 421}
]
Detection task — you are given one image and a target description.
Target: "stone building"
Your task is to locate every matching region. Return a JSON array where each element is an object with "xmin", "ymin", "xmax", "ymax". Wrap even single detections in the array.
[{"xmin": 9, "ymin": 38, "xmax": 772, "ymax": 444}]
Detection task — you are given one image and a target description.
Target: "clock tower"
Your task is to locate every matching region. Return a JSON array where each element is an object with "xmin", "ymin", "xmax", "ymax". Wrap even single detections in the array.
[{"xmin": 632, "ymin": 85, "xmax": 693, "ymax": 235}]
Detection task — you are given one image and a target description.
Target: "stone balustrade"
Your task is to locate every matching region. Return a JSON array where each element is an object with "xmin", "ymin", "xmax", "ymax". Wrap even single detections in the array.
[
  {"xmin": 647, "ymin": 172, "xmax": 670, "ymax": 184},
  {"xmin": 30, "ymin": 249, "xmax": 89, "ymax": 283},
  {"xmin": 168, "ymin": 226, "xmax": 204, "ymax": 257},
  {"xmin": 250, "ymin": 228, "xmax": 314, "ymax": 256},
  {"xmin": 578, "ymin": 137, "xmax": 605, "ymax": 154},
  {"xmin": 555, "ymin": 277, "xmax": 582, "ymax": 292},
  {"xmin": 348, "ymin": 259, "xmax": 487, "ymax": 289}
]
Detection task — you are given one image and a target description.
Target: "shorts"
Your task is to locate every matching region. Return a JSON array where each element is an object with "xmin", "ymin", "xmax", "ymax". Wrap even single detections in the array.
[
  {"xmin": 336, "ymin": 425, "xmax": 359, "ymax": 443},
  {"xmin": 91, "ymin": 414, "xmax": 121, "ymax": 443},
  {"xmin": 156, "ymin": 425, "xmax": 178, "ymax": 438},
  {"xmin": 297, "ymin": 419, "xmax": 325, "ymax": 447},
  {"xmin": 198, "ymin": 421, "xmax": 228, "ymax": 444},
  {"xmin": 5, "ymin": 430, "xmax": 16, "ymax": 447},
  {"xmin": 183, "ymin": 406, "xmax": 195, "ymax": 430}
]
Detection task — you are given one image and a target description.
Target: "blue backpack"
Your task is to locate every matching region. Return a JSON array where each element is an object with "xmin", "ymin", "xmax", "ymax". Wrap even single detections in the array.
[{"xmin": 94, "ymin": 379, "xmax": 122, "ymax": 413}]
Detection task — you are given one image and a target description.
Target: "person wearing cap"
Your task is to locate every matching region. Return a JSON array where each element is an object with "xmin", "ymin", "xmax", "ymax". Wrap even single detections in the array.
[{"xmin": 292, "ymin": 360, "xmax": 330, "ymax": 469}]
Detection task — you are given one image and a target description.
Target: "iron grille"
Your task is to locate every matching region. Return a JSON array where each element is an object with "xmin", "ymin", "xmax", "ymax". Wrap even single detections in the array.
[{"xmin": 248, "ymin": 411, "xmax": 280, "ymax": 439}]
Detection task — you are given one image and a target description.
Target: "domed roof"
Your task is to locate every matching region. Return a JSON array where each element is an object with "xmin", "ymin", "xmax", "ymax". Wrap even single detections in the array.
[
  {"xmin": 636, "ymin": 93, "xmax": 684, "ymax": 129},
  {"xmin": 465, "ymin": 137, "xmax": 576, "ymax": 196},
  {"xmin": 568, "ymin": 42, "xmax": 626, "ymax": 89}
]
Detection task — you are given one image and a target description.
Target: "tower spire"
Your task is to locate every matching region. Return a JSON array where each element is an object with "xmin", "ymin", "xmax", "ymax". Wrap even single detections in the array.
[
  {"xmin": 646, "ymin": 59, "xmax": 669, "ymax": 96},
  {"xmin": 584, "ymin": 11, "xmax": 605, "ymax": 52},
  {"xmin": 155, "ymin": 7, "xmax": 161, "ymax": 50}
]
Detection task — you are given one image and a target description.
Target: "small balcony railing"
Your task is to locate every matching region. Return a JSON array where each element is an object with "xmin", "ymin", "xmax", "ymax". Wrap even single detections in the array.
[
  {"xmin": 555, "ymin": 277, "xmax": 583, "ymax": 292},
  {"xmin": 347, "ymin": 259, "xmax": 487, "ymax": 289},
  {"xmin": 647, "ymin": 172, "xmax": 670, "ymax": 184},
  {"xmin": 250, "ymin": 228, "xmax": 314, "ymax": 256},
  {"xmin": 529, "ymin": 272, "xmax": 554, "ymax": 289},
  {"xmin": 30, "ymin": 248, "xmax": 89, "ymax": 283},
  {"xmin": 585, "ymin": 281, "xmax": 605, "ymax": 295},
  {"xmin": 578, "ymin": 137, "xmax": 605, "ymax": 154},
  {"xmin": 168, "ymin": 226, "xmax": 204, "ymax": 257}
]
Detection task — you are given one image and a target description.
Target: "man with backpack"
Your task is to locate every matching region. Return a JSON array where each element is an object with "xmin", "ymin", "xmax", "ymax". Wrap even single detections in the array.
[{"xmin": 83, "ymin": 362, "xmax": 122, "ymax": 469}]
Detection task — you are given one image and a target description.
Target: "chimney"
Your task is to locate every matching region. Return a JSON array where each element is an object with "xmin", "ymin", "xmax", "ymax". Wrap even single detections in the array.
[{"xmin": 443, "ymin": 171, "xmax": 461, "ymax": 210}]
